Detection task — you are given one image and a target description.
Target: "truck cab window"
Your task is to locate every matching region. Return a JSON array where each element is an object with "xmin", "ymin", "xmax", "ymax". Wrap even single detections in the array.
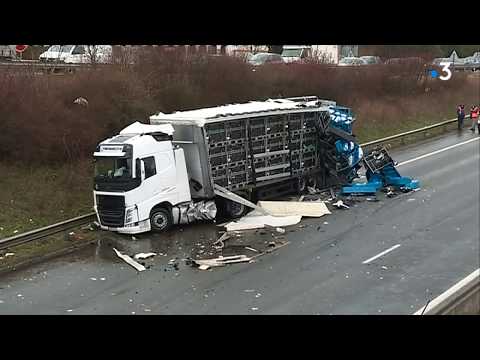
[{"xmin": 143, "ymin": 156, "xmax": 157, "ymax": 179}]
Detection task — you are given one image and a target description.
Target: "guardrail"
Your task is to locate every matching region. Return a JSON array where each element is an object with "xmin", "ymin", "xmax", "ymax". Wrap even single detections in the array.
[
  {"xmin": 414, "ymin": 269, "xmax": 480, "ymax": 315},
  {"xmin": 360, "ymin": 115, "xmax": 470, "ymax": 148},
  {"xmin": 0, "ymin": 213, "xmax": 96, "ymax": 251},
  {"xmin": 0, "ymin": 115, "xmax": 472, "ymax": 250}
]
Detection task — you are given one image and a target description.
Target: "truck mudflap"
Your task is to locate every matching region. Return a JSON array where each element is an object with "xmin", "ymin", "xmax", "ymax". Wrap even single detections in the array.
[{"xmin": 171, "ymin": 200, "xmax": 217, "ymax": 225}]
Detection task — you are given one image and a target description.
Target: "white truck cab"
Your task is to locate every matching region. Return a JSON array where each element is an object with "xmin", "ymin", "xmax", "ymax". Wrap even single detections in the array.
[{"xmin": 93, "ymin": 122, "xmax": 191, "ymax": 234}]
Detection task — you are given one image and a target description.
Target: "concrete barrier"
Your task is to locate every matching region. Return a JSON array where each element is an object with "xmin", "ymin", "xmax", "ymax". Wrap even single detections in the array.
[{"xmin": 414, "ymin": 269, "xmax": 480, "ymax": 315}]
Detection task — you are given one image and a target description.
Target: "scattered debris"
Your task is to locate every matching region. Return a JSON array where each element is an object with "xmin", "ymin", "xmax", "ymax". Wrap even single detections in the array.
[
  {"xmin": 255, "ymin": 293, "xmax": 262, "ymax": 298},
  {"xmin": 224, "ymin": 214, "xmax": 301, "ymax": 231},
  {"xmin": 244, "ymin": 246, "xmax": 259, "ymax": 253},
  {"xmin": 113, "ymin": 248, "xmax": 146, "ymax": 272},
  {"xmin": 257, "ymin": 201, "xmax": 331, "ymax": 218},
  {"xmin": 213, "ymin": 232, "xmax": 231, "ymax": 250},
  {"xmin": 323, "ymin": 221, "xmax": 329, "ymax": 225},
  {"xmin": 332, "ymin": 200, "xmax": 350, "ymax": 209},
  {"xmin": 13, "ymin": 230, "xmax": 18, "ymax": 234},
  {"xmin": 69, "ymin": 232, "xmax": 75, "ymax": 236},
  {"xmin": 131, "ymin": 236, "xmax": 137, "ymax": 241},
  {"xmin": 5, "ymin": 253, "xmax": 15, "ymax": 257},
  {"xmin": 134, "ymin": 252, "xmax": 157, "ymax": 260},
  {"xmin": 407, "ymin": 198, "xmax": 416, "ymax": 202},
  {"xmin": 190, "ymin": 255, "xmax": 252, "ymax": 270},
  {"xmin": 381, "ymin": 266, "xmax": 388, "ymax": 270},
  {"xmin": 298, "ymin": 195, "xmax": 305, "ymax": 202}
]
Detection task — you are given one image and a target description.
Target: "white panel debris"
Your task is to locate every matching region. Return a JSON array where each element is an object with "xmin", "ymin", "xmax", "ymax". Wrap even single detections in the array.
[
  {"xmin": 192, "ymin": 255, "xmax": 252, "ymax": 270},
  {"xmin": 134, "ymin": 252, "xmax": 157, "ymax": 260},
  {"xmin": 257, "ymin": 201, "xmax": 331, "ymax": 217},
  {"xmin": 224, "ymin": 215, "xmax": 302, "ymax": 231},
  {"xmin": 113, "ymin": 248, "xmax": 146, "ymax": 272}
]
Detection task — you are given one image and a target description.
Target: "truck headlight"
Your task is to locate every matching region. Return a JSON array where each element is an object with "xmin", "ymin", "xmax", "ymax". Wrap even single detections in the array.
[{"xmin": 125, "ymin": 207, "xmax": 138, "ymax": 225}]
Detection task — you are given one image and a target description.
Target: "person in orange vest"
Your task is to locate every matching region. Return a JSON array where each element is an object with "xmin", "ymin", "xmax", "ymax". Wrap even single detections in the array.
[{"xmin": 470, "ymin": 105, "xmax": 479, "ymax": 134}]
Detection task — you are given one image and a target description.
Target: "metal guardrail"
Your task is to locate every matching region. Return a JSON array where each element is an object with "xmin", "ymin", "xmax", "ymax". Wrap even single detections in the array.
[
  {"xmin": 360, "ymin": 115, "xmax": 470, "ymax": 148},
  {"xmin": 0, "ymin": 213, "xmax": 96, "ymax": 251},
  {"xmin": 0, "ymin": 115, "xmax": 472, "ymax": 250},
  {"xmin": 414, "ymin": 269, "xmax": 480, "ymax": 315}
]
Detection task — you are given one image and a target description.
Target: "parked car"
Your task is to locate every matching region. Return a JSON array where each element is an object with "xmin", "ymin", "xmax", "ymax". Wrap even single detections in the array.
[
  {"xmin": 359, "ymin": 56, "xmax": 382, "ymax": 65},
  {"xmin": 338, "ymin": 57, "xmax": 365, "ymax": 66},
  {"xmin": 281, "ymin": 46, "xmax": 312, "ymax": 63},
  {"xmin": 39, "ymin": 45, "xmax": 112, "ymax": 64},
  {"xmin": 39, "ymin": 45, "xmax": 75, "ymax": 62},
  {"xmin": 248, "ymin": 53, "xmax": 284, "ymax": 66}
]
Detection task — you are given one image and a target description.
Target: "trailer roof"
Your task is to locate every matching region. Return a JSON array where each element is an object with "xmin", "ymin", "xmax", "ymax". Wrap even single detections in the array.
[{"xmin": 149, "ymin": 98, "xmax": 332, "ymax": 127}]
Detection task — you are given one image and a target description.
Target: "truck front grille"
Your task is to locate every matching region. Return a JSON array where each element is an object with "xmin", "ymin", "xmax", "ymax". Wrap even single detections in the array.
[{"xmin": 96, "ymin": 195, "xmax": 125, "ymax": 227}]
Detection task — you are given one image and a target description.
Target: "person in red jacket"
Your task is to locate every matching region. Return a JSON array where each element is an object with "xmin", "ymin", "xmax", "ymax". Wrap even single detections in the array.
[{"xmin": 470, "ymin": 105, "xmax": 479, "ymax": 134}]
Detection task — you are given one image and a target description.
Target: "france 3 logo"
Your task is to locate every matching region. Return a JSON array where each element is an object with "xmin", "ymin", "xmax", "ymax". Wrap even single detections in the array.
[{"xmin": 428, "ymin": 62, "xmax": 452, "ymax": 81}]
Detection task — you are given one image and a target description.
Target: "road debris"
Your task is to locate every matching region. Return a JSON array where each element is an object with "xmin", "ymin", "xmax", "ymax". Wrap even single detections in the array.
[
  {"xmin": 244, "ymin": 246, "xmax": 259, "ymax": 253},
  {"xmin": 134, "ymin": 252, "xmax": 157, "ymax": 260},
  {"xmin": 190, "ymin": 255, "xmax": 252, "ymax": 270},
  {"xmin": 212, "ymin": 232, "xmax": 231, "ymax": 250},
  {"xmin": 113, "ymin": 248, "xmax": 146, "ymax": 272},
  {"xmin": 332, "ymin": 200, "xmax": 350, "ymax": 209},
  {"xmin": 257, "ymin": 201, "xmax": 331, "ymax": 217},
  {"xmin": 224, "ymin": 214, "xmax": 301, "ymax": 231}
]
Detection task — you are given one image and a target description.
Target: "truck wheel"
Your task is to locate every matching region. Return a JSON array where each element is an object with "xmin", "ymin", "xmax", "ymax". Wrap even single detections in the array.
[
  {"xmin": 150, "ymin": 208, "xmax": 173, "ymax": 232},
  {"xmin": 224, "ymin": 199, "xmax": 247, "ymax": 219}
]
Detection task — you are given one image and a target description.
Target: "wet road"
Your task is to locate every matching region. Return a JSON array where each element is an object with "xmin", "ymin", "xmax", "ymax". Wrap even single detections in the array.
[{"xmin": 0, "ymin": 131, "xmax": 479, "ymax": 314}]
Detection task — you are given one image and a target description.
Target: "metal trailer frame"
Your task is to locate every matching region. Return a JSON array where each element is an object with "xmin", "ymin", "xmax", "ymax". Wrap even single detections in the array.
[{"xmin": 154, "ymin": 101, "xmax": 333, "ymax": 201}]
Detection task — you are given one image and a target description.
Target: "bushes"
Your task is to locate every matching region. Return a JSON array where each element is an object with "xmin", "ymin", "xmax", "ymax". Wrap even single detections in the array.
[{"xmin": 0, "ymin": 52, "xmax": 476, "ymax": 165}]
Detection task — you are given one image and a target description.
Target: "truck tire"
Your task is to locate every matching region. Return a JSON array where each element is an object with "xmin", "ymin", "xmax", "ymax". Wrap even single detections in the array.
[
  {"xmin": 224, "ymin": 199, "xmax": 247, "ymax": 219},
  {"xmin": 150, "ymin": 207, "xmax": 173, "ymax": 232}
]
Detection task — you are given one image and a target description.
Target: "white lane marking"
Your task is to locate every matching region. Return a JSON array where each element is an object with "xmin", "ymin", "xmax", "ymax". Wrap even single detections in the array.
[
  {"xmin": 397, "ymin": 137, "xmax": 479, "ymax": 167},
  {"xmin": 362, "ymin": 244, "xmax": 401, "ymax": 264}
]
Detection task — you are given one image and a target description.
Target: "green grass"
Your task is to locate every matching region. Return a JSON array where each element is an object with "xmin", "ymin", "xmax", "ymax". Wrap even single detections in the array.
[{"xmin": 0, "ymin": 161, "xmax": 94, "ymax": 237}]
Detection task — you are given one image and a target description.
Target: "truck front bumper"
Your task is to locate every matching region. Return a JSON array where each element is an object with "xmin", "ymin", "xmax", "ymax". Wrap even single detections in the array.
[{"xmin": 99, "ymin": 219, "xmax": 151, "ymax": 235}]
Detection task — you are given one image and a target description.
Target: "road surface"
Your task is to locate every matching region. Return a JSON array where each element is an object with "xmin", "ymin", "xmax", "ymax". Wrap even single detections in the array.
[{"xmin": 0, "ymin": 131, "xmax": 478, "ymax": 314}]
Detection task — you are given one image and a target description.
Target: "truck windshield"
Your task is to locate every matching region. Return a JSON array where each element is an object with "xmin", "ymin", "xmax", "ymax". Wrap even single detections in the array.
[
  {"xmin": 95, "ymin": 157, "xmax": 132, "ymax": 180},
  {"xmin": 282, "ymin": 49, "xmax": 303, "ymax": 57}
]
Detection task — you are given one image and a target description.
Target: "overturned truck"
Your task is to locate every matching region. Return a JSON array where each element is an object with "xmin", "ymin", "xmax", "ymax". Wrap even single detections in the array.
[{"xmin": 93, "ymin": 96, "xmax": 366, "ymax": 234}]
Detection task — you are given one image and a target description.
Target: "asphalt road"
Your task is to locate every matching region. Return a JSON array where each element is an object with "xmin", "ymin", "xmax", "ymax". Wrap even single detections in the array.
[{"xmin": 0, "ymin": 131, "xmax": 478, "ymax": 314}]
